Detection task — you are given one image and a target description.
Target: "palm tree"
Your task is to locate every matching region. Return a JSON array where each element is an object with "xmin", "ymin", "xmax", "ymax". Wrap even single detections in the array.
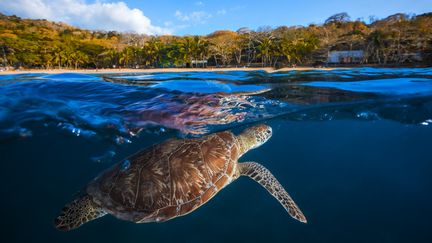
[
  {"xmin": 70, "ymin": 51, "xmax": 89, "ymax": 69},
  {"xmin": 142, "ymin": 38, "xmax": 164, "ymax": 67},
  {"xmin": 63, "ymin": 49, "xmax": 74, "ymax": 68},
  {"xmin": 192, "ymin": 36, "xmax": 210, "ymax": 67},
  {"xmin": 279, "ymin": 37, "xmax": 296, "ymax": 64},
  {"xmin": 53, "ymin": 48, "xmax": 65, "ymax": 68},
  {"xmin": 177, "ymin": 37, "xmax": 195, "ymax": 66},
  {"xmin": 42, "ymin": 52, "xmax": 54, "ymax": 69},
  {"xmin": 165, "ymin": 40, "xmax": 185, "ymax": 67},
  {"xmin": 119, "ymin": 47, "xmax": 134, "ymax": 68},
  {"xmin": 279, "ymin": 31, "xmax": 319, "ymax": 66},
  {"xmin": 100, "ymin": 49, "xmax": 119, "ymax": 68},
  {"xmin": 257, "ymin": 36, "xmax": 274, "ymax": 66}
]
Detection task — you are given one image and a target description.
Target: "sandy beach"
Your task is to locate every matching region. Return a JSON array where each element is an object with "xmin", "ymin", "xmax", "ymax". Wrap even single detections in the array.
[{"xmin": 0, "ymin": 67, "xmax": 342, "ymax": 75}]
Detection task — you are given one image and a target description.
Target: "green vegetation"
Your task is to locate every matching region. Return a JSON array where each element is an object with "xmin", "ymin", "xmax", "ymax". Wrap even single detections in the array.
[{"xmin": 0, "ymin": 12, "xmax": 431, "ymax": 69}]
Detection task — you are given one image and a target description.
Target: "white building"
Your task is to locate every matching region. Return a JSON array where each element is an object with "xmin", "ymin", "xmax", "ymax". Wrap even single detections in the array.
[
  {"xmin": 191, "ymin": 60, "xmax": 208, "ymax": 68},
  {"xmin": 328, "ymin": 50, "xmax": 364, "ymax": 64}
]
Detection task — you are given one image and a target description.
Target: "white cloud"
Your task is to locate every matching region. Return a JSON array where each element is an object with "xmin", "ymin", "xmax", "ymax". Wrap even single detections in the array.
[
  {"xmin": 0, "ymin": 0, "xmax": 170, "ymax": 35},
  {"xmin": 195, "ymin": 1, "xmax": 204, "ymax": 6},
  {"xmin": 217, "ymin": 9, "xmax": 227, "ymax": 15},
  {"xmin": 175, "ymin": 10, "xmax": 212, "ymax": 24}
]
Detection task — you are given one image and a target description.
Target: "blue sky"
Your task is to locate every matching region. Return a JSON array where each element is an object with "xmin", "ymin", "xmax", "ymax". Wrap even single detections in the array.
[
  {"xmin": 134, "ymin": 0, "xmax": 432, "ymax": 34},
  {"xmin": 0, "ymin": 0, "xmax": 431, "ymax": 35}
]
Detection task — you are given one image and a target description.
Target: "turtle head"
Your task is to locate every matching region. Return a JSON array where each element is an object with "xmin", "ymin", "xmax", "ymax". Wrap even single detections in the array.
[{"xmin": 237, "ymin": 124, "xmax": 272, "ymax": 156}]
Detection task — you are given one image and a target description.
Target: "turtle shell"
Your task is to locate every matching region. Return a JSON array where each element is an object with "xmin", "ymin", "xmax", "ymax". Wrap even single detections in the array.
[{"xmin": 86, "ymin": 130, "xmax": 240, "ymax": 223}]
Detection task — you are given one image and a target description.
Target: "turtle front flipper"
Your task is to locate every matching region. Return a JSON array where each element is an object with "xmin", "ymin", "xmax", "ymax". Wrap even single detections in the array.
[
  {"xmin": 54, "ymin": 194, "xmax": 107, "ymax": 231},
  {"xmin": 238, "ymin": 162, "xmax": 307, "ymax": 223}
]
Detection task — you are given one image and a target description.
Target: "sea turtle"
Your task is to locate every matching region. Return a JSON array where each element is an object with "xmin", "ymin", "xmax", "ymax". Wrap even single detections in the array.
[{"xmin": 55, "ymin": 124, "xmax": 307, "ymax": 231}]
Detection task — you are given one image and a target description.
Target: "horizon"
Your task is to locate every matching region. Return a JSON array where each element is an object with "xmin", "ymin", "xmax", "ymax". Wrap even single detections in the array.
[{"xmin": 0, "ymin": 0, "xmax": 431, "ymax": 36}]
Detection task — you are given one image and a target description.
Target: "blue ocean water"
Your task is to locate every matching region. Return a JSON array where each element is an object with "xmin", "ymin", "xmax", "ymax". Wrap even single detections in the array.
[{"xmin": 1, "ymin": 68, "xmax": 432, "ymax": 242}]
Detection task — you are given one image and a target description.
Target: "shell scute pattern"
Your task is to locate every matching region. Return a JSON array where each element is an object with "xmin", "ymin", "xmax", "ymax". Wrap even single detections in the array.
[
  {"xmin": 169, "ymin": 142, "xmax": 208, "ymax": 205},
  {"xmin": 200, "ymin": 186, "xmax": 218, "ymax": 204},
  {"xmin": 134, "ymin": 156, "xmax": 171, "ymax": 211},
  {"xmin": 88, "ymin": 139, "xmax": 182, "ymax": 214},
  {"xmin": 201, "ymin": 132, "xmax": 231, "ymax": 181},
  {"xmin": 179, "ymin": 197, "xmax": 202, "ymax": 215},
  {"xmin": 89, "ymin": 131, "xmax": 239, "ymax": 222}
]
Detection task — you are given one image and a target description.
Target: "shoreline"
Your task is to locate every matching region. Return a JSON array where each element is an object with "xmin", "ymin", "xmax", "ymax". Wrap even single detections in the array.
[
  {"xmin": 2, "ymin": 65, "xmax": 430, "ymax": 75},
  {"xmin": 0, "ymin": 67, "xmax": 345, "ymax": 75}
]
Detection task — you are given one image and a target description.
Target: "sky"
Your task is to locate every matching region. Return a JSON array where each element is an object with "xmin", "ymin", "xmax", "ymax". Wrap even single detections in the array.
[{"xmin": 0, "ymin": 0, "xmax": 431, "ymax": 35}]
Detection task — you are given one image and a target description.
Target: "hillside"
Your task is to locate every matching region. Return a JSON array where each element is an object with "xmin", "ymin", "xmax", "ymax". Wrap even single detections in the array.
[{"xmin": 0, "ymin": 12, "xmax": 431, "ymax": 69}]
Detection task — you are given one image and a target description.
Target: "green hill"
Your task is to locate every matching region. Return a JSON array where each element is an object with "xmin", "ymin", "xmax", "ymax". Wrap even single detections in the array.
[{"xmin": 0, "ymin": 12, "xmax": 431, "ymax": 69}]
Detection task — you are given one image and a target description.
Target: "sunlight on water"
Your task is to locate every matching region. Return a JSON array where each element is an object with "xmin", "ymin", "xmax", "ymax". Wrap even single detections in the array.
[
  {"xmin": 149, "ymin": 79, "xmax": 268, "ymax": 94},
  {"xmin": 41, "ymin": 73, "xmax": 101, "ymax": 80},
  {"xmin": 303, "ymin": 78, "xmax": 432, "ymax": 95}
]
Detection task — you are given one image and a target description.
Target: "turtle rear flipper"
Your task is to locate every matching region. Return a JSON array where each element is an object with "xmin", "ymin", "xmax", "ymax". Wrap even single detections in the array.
[
  {"xmin": 54, "ymin": 194, "xmax": 107, "ymax": 231},
  {"xmin": 238, "ymin": 161, "xmax": 307, "ymax": 223}
]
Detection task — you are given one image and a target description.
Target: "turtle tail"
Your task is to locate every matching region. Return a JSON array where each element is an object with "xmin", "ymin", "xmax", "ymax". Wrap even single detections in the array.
[{"xmin": 54, "ymin": 194, "xmax": 107, "ymax": 231}]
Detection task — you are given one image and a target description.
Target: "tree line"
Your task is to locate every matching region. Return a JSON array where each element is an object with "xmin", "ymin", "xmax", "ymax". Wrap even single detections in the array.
[{"xmin": 0, "ymin": 12, "xmax": 431, "ymax": 69}]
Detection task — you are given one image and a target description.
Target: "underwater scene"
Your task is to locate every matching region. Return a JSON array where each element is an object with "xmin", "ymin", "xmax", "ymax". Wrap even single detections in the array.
[{"xmin": 1, "ymin": 68, "xmax": 432, "ymax": 242}]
